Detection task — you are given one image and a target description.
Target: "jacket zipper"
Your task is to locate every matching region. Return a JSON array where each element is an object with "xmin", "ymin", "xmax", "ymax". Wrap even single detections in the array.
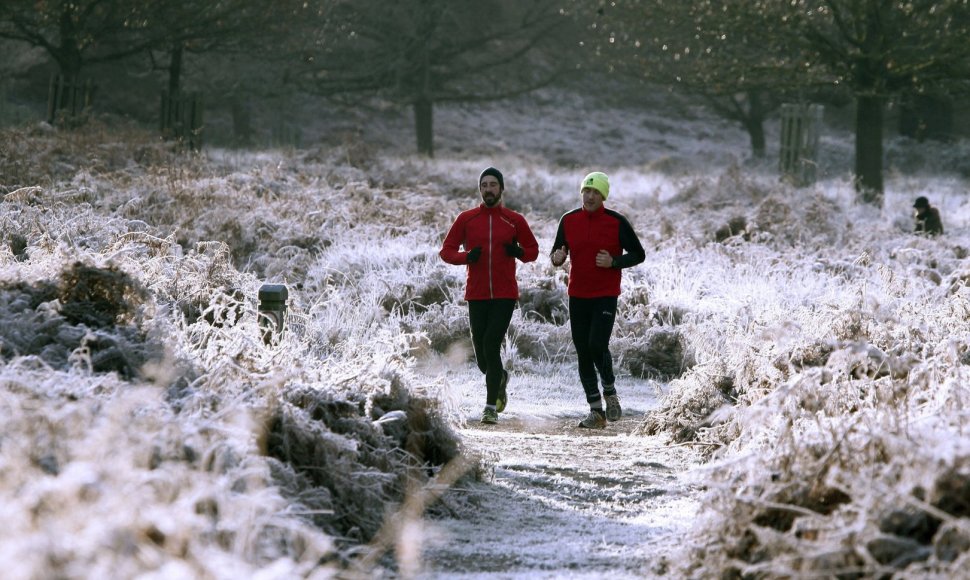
[{"xmin": 488, "ymin": 214, "xmax": 494, "ymax": 298}]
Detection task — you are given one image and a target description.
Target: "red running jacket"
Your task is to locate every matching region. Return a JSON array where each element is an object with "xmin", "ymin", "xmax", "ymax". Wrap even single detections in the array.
[
  {"xmin": 440, "ymin": 204, "xmax": 539, "ymax": 300},
  {"xmin": 551, "ymin": 205, "xmax": 645, "ymax": 298}
]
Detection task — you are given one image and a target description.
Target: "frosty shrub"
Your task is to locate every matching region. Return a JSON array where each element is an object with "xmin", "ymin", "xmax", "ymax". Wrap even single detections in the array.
[
  {"xmin": 267, "ymin": 381, "xmax": 460, "ymax": 546},
  {"xmin": 0, "ymin": 122, "xmax": 177, "ymax": 190},
  {"xmin": 616, "ymin": 326, "xmax": 693, "ymax": 380},
  {"xmin": 0, "ymin": 262, "xmax": 161, "ymax": 379},
  {"xmin": 636, "ymin": 365, "xmax": 736, "ymax": 446},
  {"xmin": 634, "ymin": 152, "xmax": 968, "ymax": 575},
  {"xmin": 750, "ymin": 196, "xmax": 794, "ymax": 240},
  {"xmin": 405, "ymin": 303, "xmax": 470, "ymax": 357},
  {"xmin": 771, "ymin": 340, "xmax": 834, "ymax": 374},
  {"xmin": 517, "ymin": 274, "xmax": 569, "ymax": 325},
  {"xmin": 57, "ymin": 261, "xmax": 148, "ymax": 328},
  {"xmin": 886, "ymin": 135, "xmax": 970, "ymax": 178},
  {"xmin": 799, "ymin": 193, "xmax": 845, "ymax": 246},
  {"xmin": 5, "ymin": 90, "xmax": 970, "ymax": 577},
  {"xmin": 0, "ymin": 371, "xmax": 339, "ymax": 578},
  {"xmin": 714, "ymin": 216, "xmax": 749, "ymax": 243},
  {"xmin": 0, "ymin": 125, "xmax": 473, "ymax": 576},
  {"xmin": 379, "ymin": 267, "xmax": 462, "ymax": 316},
  {"xmin": 509, "ymin": 315, "xmax": 573, "ymax": 363},
  {"xmin": 681, "ymin": 401, "xmax": 970, "ymax": 578}
]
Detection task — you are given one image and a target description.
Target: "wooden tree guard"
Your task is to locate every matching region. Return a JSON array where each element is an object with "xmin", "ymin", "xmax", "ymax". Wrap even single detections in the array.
[
  {"xmin": 0, "ymin": 84, "xmax": 7, "ymax": 124},
  {"xmin": 779, "ymin": 103, "xmax": 823, "ymax": 187},
  {"xmin": 47, "ymin": 75, "xmax": 95, "ymax": 124},
  {"xmin": 161, "ymin": 91, "xmax": 204, "ymax": 150}
]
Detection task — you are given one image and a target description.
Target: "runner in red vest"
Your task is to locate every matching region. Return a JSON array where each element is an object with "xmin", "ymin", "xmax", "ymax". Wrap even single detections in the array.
[
  {"xmin": 551, "ymin": 171, "xmax": 645, "ymax": 428},
  {"xmin": 440, "ymin": 167, "xmax": 539, "ymax": 424}
]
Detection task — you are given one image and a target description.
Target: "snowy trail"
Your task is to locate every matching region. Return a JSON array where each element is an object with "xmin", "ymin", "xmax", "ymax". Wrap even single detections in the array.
[{"xmin": 415, "ymin": 368, "xmax": 704, "ymax": 578}]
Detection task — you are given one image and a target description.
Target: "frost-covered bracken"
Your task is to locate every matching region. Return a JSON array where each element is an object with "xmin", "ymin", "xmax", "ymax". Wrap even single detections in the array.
[{"xmin": 2, "ymin": 84, "xmax": 970, "ymax": 577}]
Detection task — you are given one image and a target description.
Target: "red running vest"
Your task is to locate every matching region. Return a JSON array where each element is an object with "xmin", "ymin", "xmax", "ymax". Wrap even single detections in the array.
[{"xmin": 440, "ymin": 204, "xmax": 539, "ymax": 300}]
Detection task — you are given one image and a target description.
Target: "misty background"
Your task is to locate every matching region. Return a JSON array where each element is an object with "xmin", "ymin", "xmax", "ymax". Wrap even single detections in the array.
[{"xmin": 3, "ymin": 0, "xmax": 970, "ymax": 195}]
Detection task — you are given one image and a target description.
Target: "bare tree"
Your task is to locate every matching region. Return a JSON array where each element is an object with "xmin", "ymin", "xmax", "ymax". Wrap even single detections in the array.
[
  {"xmin": 138, "ymin": 0, "xmax": 280, "ymax": 95},
  {"xmin": 789, "ymin": 0, "xmax": 970, "ymax": 202},
  {"xmin": 572, "ymin": 0, "xmax": 803, "ymax": 160},
  {"xmin": 290, "ymin": 0, "xmax": 570, "ymax": 156},
  {"xmin": 0, "ymin": 0, "xmax": 287, "ymax": 92},
  {"xmin": 0, "ymin": 0, "xmax": 152, "ymax": 80},
  {"xmin": 577, "ymin": 0, "xmax": 970, "ymax": 203}
]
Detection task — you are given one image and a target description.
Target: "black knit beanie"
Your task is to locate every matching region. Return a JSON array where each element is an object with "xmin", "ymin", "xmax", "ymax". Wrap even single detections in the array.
[{"xmin": 479, "ymin": 167, "xmax": 504, "ymax": 191}]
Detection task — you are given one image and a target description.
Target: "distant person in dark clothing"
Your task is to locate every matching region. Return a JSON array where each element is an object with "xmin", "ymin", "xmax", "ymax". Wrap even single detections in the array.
[
  {"xmin": 440, "ymin": 167, "xmax": 539, "ymax": 425},
  {"xmin": 913, "ymin": 196, "xmax": 943, "ymax": 236},
  {"xmin": 550, "ymin": 171, "xmax": 645, "ymax": 429}
]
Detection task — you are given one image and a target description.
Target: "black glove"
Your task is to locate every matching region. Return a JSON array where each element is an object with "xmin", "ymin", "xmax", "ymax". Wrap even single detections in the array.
[
  {"xmin": 466, "ymin": 246, "xmax": 482, "ymax": 263},
  {"xmin": 504, "ymin": 242, "xmax": 524, "ymax": 259}
]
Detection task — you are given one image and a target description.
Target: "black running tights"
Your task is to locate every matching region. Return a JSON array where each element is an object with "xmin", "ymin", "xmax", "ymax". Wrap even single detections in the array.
[
  {"xmin": 568, "ymin": 296, "xmax": 618, "ymax": 405},
  {"xmin": 468, "ymin": 299, "xmax": 515, "ymax": 405}
]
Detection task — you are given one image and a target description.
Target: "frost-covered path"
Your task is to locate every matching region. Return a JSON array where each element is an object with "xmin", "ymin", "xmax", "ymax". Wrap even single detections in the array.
[{"xmin": 415, "ymin": 368, "xmax": 704, "ymax": 578}]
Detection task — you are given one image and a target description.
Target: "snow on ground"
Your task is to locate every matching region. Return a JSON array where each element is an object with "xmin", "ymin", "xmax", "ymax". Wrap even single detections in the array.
[
  {"xmin": 6, "ymin": 71, "xmax": 970, "ymax": 577},
  {"xmin": 411, "ymin": 365, "xmax": 703, "ymax": 578}
]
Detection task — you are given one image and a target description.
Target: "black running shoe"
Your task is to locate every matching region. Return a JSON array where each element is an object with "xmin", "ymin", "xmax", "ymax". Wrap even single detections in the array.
[
  {"xmin": 496, "ymin": 370, "xmax": 509, "ymax": 413},
  {"xmin": 481, "ymin": 407, "xmax": 498, "ymax": 424},
  {"xmin": 578, "ymin": 410, "xmax": 606, "ymax": 429},
  {"xmin": 605, "ymin": 394, "xmax": 621, "ymax": 421}
]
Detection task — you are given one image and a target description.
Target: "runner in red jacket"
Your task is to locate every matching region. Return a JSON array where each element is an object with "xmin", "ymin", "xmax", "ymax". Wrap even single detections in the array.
[
  {"xmin": 551, "ymin": 171, "xmax": 645, "ymax": 429},
  {"xmin": 440, "ymin": 167, "xmax": 539, "ymax": 424}
]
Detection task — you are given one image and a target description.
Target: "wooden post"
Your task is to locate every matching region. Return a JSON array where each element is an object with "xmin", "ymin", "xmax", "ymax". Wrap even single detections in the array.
[
  {"xmin": 258, "ymin": 284, "xmax": 288, "ymax": 345},
  {"xmin": 160, "ymin": 91, "xmax": 204, "ymax": 151}
]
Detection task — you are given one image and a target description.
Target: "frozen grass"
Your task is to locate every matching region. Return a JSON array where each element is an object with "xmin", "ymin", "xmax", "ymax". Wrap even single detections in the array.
[
  {"xmin": 1, "ymin": 125, "xmax": 466, "ymax": 577},
  {"xmin": 2, "ymin": 82, "xmax": 970, "ymax": 577}
]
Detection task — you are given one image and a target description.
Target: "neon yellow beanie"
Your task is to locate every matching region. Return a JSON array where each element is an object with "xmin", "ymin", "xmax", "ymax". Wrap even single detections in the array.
[{"xmin": 580, "ymin": 171, "xmax": 610, "ymax": 200}]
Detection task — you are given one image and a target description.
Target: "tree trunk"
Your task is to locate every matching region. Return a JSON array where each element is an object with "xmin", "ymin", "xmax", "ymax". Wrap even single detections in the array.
[
  {"xmin": 414, "ymin": 97, "xmax": 434, "ymax": 157},
  {"xmin": 168, "ymin": 43, "xmax": 184, "ymax": 95},
  {"xmin": 746, "ymin": 122, "xmax": 766, "ymax": 159},
  {"xmin": 743, "ymin": 90, "xmax": 767, "ymax": 159},
  {"xmin": 231, "ymin": 97, "xmax": 254, "ymax": 147},
  {"xmin": 854, "ymin": 95, "xmax": 884, "ymax": 204},
  {"xmin": 56, "ymin": 6, "xmax": 83, "ymax": 80},
  {"xmin": 48, "ymin": 6, "xmax": 85, "ymax": 124},
  {"xmin": 716, "ymin": 92, "xmax": 768, "ymax": 159}
]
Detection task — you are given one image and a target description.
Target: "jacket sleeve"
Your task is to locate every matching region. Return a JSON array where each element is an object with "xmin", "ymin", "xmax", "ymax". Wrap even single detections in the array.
[
  {"xmin": 515, "ymin": 215, "xmax": 540, "ymax": 263},
  {"xmin": 614, "ymin": 214, "xmax": 646, "ymax": 269},
  {"xmin": 550, "ymin": 216, "xmax": 568, "ymax": 260},
  {"xmin": 439, "ymin": 214, "xmax": 470, "ymax": 265}
]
